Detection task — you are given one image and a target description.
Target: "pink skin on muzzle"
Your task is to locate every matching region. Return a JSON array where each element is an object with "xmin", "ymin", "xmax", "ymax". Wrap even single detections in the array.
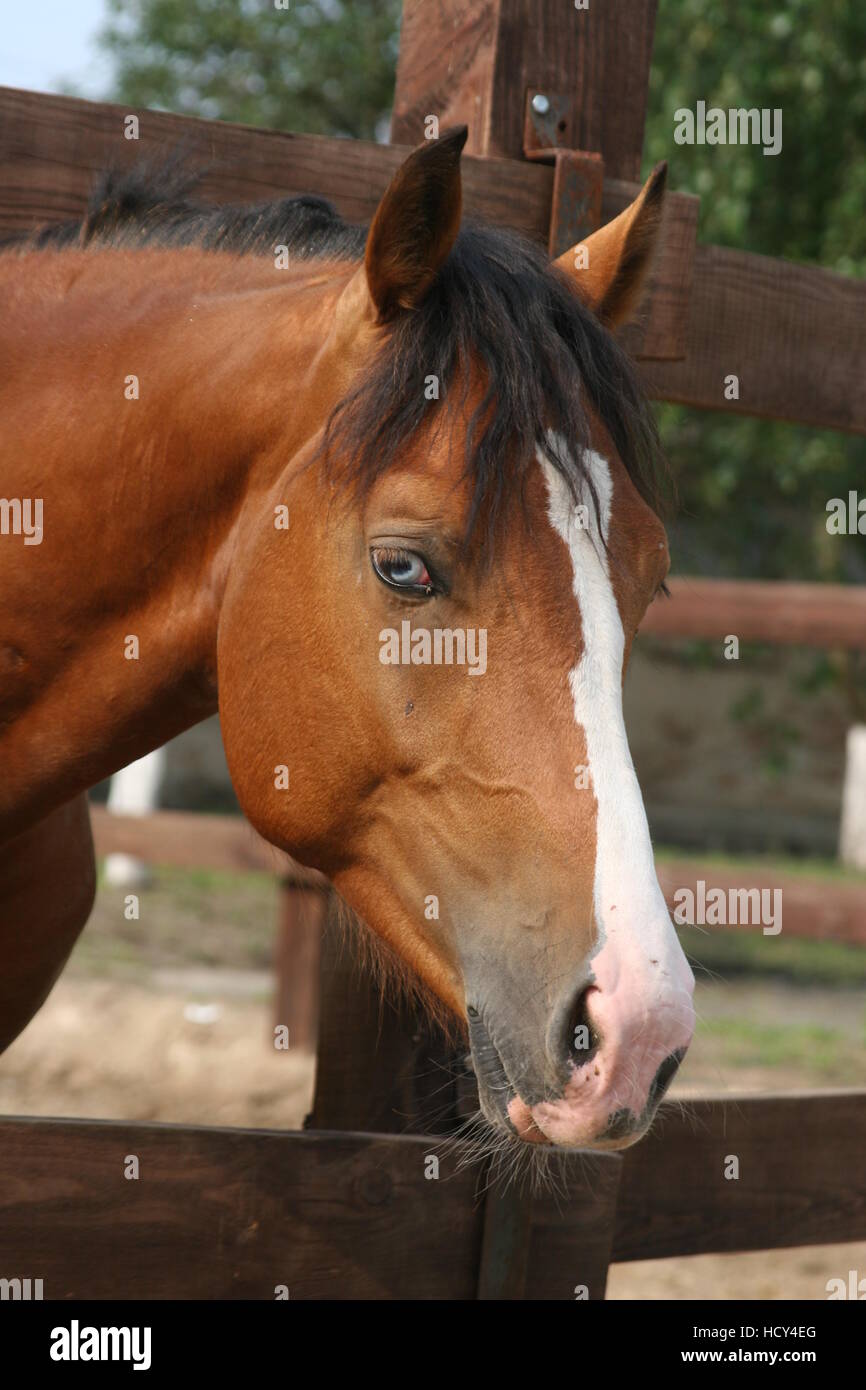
[{"xmin": 507, "ymin": 924, "xmax": 696, "ymax": 1148}]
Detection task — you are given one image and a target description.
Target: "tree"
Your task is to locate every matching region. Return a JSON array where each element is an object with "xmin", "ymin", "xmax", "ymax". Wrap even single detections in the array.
[
  {"xmin": 98, "ymin": 0, "xmax": 402, "ymax": 141},
  {"xmin": 644, "ymin": 0, "xmax": 866, "ymax": 587}
]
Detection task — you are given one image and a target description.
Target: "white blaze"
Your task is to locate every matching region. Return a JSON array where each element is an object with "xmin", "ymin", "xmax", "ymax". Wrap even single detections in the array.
[{"xmin": 540, "ymin": 442, "xmax": 693, "ymax": 1047}]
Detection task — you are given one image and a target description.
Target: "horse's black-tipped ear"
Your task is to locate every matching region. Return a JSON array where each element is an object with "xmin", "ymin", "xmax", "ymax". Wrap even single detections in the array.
[
  {"xmin": 554, "ymin": 161, "xmax": 667, "ymax": 327},
  {"xmin": 364, "ymin": 126, "xmax": 467, "ymax": 322}
]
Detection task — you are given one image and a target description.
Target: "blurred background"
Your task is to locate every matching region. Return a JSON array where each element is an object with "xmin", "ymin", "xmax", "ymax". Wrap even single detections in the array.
[{"xmin": 1, "ymin": 0, "xmax": 865, "ymax": 1298}]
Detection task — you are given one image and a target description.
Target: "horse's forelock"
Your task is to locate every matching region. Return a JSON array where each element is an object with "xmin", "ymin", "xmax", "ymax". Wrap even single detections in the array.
[{"xmin": 320, "ymin": 223, "xmax": 667, "ymax": 561}]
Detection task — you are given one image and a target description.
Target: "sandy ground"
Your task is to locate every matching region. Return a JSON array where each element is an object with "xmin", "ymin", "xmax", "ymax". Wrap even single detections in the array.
[
  {"xmin": 2, "ymin": 866, "xmax": 864, "ymax": 1300},
  {"xmin": 0, "ymin": 975, "xmax": 313, "ymax": 1129}
]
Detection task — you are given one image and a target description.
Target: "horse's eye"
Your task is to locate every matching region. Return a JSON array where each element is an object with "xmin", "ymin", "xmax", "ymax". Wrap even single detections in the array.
[{"xmin": 371, "ymin": 546, "xmax": 435, "ymax": 595}]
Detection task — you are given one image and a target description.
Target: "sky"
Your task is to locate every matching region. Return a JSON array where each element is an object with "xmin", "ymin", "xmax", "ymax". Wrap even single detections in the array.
[{"xmin": 0, "ymin": 0, "xmax": 112, "ymax": 99}]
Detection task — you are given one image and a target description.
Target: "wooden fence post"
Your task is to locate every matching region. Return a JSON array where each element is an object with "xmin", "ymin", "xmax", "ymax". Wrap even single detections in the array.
[
  {"xmin": 391, "ymin": 0, "xmax": 659, "ymax": 180},
  {"xmin": 273, "ymin": 875, "xmax": 327, "ymax": 1052},
  {"xmin": 477, "ymin": 1184, "xmax": 534, "ymax": 1300},
  {"xmin": 308, "ymin": 893, "xmax": 467, "ymax": 1134}
]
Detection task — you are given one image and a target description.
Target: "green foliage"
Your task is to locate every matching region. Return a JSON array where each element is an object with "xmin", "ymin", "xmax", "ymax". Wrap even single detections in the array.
[
  {"xmin": 647, "ymin": 0, "xmax": 866, "ymax": 272},
  {"xmin": 645, "ymin": 0, "xmax": 866, "ymax": 586},
  {"xmin": 98, "ymin": 0, "xmax": 402, "ymax": 140},
  {"xmin": 701, "ymin": 1016, "xmax": 854, "ymax": 1077}
]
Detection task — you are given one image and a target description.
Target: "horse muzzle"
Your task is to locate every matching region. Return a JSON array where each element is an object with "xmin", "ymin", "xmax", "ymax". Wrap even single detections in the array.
[{"xmin": 465, "ymin": 955, "xmax": 695, "ymax": 1151}]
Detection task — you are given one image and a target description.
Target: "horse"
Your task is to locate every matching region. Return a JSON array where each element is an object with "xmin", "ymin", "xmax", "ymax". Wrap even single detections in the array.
[{"xmin": 0, "ymin": 127, "xmax": 695, "ymax": 1150}]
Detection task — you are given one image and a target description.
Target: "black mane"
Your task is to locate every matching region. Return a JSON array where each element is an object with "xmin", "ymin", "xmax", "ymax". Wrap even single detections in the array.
[
  {"xmin": 9, "ymin": 158, "xmax": 665, "ymax": 550},
  {"xmin": 10, "ymin": 157, "xmax": 367, "ymax": 260}
]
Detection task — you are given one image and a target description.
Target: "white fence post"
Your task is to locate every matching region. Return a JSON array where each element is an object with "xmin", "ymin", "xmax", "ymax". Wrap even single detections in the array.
[
  {"xmin": 839, "ymin": 724, "xmax": 866, "ymax": 871},
  {"xmin": 104, "ymin": 747, "xmax": 167, "ymax": 886}
]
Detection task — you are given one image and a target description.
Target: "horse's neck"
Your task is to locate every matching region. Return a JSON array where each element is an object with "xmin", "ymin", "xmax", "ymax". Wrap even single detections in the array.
[{"xmin": 0, "ymin": 247, "xmax": 350, "ymax": 837}]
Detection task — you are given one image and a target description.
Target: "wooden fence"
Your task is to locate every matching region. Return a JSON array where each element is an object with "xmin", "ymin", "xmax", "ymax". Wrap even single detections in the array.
[
  {"xmin": 0, "ymin": 800, "xmax": 843, "ymax": 1298},
  {"xmin": 641, "ymin": 578, "xmax": 866, "ymax": 649},
  {"xmin": 2, "ymin": 1095, "xmax": 864, "ymax": 1299},
  {"xmin": 2, "ymin": 0, "xmax": 866, "ymax": 1299},
  {"xmin": 89, "ymin": 803, "xmax": 866, "ymax": 956}
]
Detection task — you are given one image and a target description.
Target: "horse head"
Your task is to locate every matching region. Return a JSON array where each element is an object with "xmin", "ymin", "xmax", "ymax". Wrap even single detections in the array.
[{"xmin": 218, "ymin": 129, "xmax": 695, "ymax": 1150}]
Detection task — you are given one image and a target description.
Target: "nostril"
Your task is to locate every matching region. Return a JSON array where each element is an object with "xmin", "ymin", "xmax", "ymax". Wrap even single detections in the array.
[
  {"xmin": 564, "ymin": 984, "xmax": 601, "ymax": 1069},
  {"xmin": 648, "ymin": 1048, "xmax": 685, "ymax": 1107}
]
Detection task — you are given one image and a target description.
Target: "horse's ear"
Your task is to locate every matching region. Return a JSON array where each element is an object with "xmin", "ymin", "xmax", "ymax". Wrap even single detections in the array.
[
  {"xmin": 361, "ymin": 126, "xmax": 467, "ymax": 323},
  {"xmin": 553, "ymin": 162, "xmax": 667, "ymax": 327}
]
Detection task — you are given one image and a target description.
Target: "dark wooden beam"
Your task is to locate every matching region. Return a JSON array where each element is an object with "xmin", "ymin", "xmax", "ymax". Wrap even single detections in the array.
[
  {"xmin": 0, "ymin": 84, "xmax": 551, "ymax": 242},
  {"xmin": 0, "ymin": 1117, "xmax": 484, "ymax": 1299},
  {"xmin": 606, "ymin": 179, "xmax": 699, "ymax": 363},
  {"xmin": 4, "ymin": 1096, "xmax": 861, "ymax": 1297},
  {"xmin": 308, "ymin": 905, "xmax": 465, "ymax": 1136},
  {"xmin": 642, "ymin": 244, "xmax": 866, "ymax": 434},
  {"xmin": 527, "ymin": 1150, "xmax": 623, "ymax": 1300},
  {"xmin": 273, "ymin": 877, "xmax": 325, "ymax": 1051},
  {"xmin": 477, "ymin": 1182, "xmax": 534, "ymax": 1300},
  {"xmin": 391, "ymin": 0, "xmax": 499, "ymax": 154},
  {"xmin": 477, "ymin": 1150, "xmax": 624, "ymax": 1301},
  {"xmin": 392, "ymin": 0, "xmax": 660, "ymax": 182},
  {"xmin": 391, "ymin": 3, "xmax": 695, "ymax": 358},
  {"xmin": 0, "ymin": 1113, "xmax": 630, "ymax": 1300},
  {"xmin": 614, "ymin": 1091, "xmax": 866, "ymax": 1261},
  {"xmin": 641, "ymin": 577, "xmax": 866, "ymax": 649},
  {"xmin": 7, "ymin": 86, "xmax": 862, "ymax": 421}
]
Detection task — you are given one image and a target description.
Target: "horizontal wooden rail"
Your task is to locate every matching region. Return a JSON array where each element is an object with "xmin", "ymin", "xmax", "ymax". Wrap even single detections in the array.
[
  {"xmin": 2, "ymin": 85, "xmax": 863, "ymax": 427},
  {"xmin": 641, "ymin": 577, "xmax": 866, "ymax": 649},
  {"xmin": 643, "ymin": 243, "xmax": 866, "ymax": 434},
  {"xmin": 90, "ymin": 804, "xmax": 323, "ymax": 885},
  {"xmin": 0, "ymin": 1116, "xmax": 621, "ymax": 1300},
  {"xmin": 91, "ymin": 806, "xmax": 866, "ymax": 947},
  {"xmin": 0, "ymin": 85, "xmax": 549, "ymax": 240},
  {"xmin": 0, "ymin": 84, "xmax": 690, "ymax": 362},
  {"xmin": 0, "ymin": 1119, "xmax": 484, "ymax": 1299},
  {"xmin": 658, "ymin": 859, "xmax": 866, "ymax": 947},
  {"xmin": 614, "ymin": 1091, "xmax": 866, "ymax": 1262},
  {"xmin": 0, "ymin": 1095, "xmax": 863, "ymax": 1297}
]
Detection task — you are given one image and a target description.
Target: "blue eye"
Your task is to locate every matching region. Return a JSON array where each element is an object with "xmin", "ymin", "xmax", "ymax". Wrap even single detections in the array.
[{"xmin": 371, "ymin": 546, "xmax": 435, "ymax": 595}]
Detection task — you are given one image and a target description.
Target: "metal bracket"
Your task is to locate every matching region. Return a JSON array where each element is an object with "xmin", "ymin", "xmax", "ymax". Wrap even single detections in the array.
[{"xmin": 523, "ymin": 89, "xmax": 604, "ymax": 259}]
